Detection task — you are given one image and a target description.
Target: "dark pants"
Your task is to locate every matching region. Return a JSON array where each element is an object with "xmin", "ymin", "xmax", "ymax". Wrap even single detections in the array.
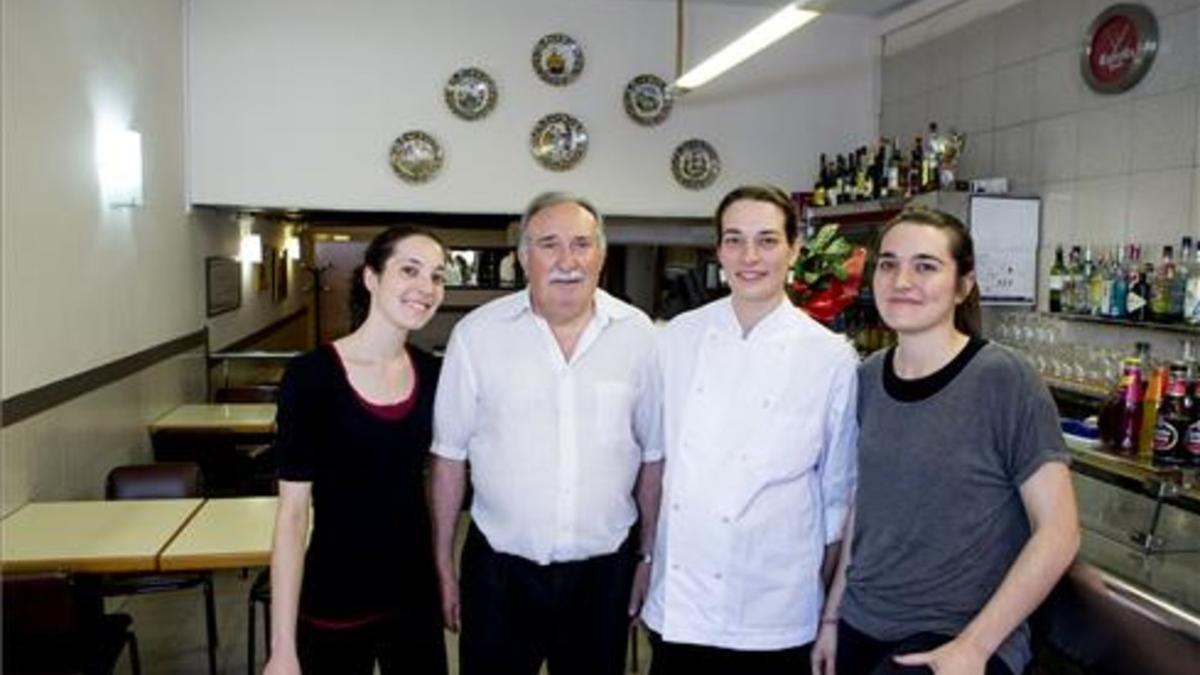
[
  {"xmin": 836, "ymin": 620, "xmax": 1012, "ymax": 675},
  {"xmin": 459, "ymin": 524, "xmax": 636, "ymax": 675},
  {"xmin": 647, "ymin": 630, "xmax": 811, "ymax": 675},
  {"xmin": 296, "ymin": 609, "xmax": 447, "ymax": 675}
]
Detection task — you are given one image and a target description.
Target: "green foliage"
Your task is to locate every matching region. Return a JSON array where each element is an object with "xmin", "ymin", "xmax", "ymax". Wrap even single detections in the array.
[{"xmin": 794, "ymin": 224, "xmax": 853, "ymax": 290}]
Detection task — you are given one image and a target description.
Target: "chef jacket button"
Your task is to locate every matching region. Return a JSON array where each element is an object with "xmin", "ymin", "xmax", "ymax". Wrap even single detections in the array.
[
  {"xmin": 671, "ymin": 564, "xmax": 680, "ymax": 571},
  {"xmin": 672, "ymin": 502, "xmax": 680, "ymax": 511},
  {"xmin": 714, "ymin": 572, "xmax": 723, "ymax": 580},
  {"xmin": 721, "ymin": 516, "xmax": 731, "ymax": 524}
]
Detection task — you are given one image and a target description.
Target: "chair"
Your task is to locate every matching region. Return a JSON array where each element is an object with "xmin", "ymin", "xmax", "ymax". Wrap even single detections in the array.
[
  {"xmin": 1030, "ymin": 563, "xmax": 1200, "ymax": 675},
  {"xmin": 247, "ymin": 569, "xmax": 272, "ymax": 675},
  {"xmin": 101, "ymin": 463, "xmax": 218, "ymax": 675},
  {"xmin": 2, "ymin": 571, "xmax": 141, "ymax": 675}
]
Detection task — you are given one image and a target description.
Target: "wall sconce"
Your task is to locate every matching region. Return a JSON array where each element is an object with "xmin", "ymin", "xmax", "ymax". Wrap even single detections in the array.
[
  {"xmin": 285, "ymin": 236, "xmax": 301, "ymax": 261},
  {"xmin": 239, "ymin": 233, "xmax": 263, "ymax": 263},
  {"xmin": 96, "ymin": 127, "xmax": 144, "ymax": 207}
]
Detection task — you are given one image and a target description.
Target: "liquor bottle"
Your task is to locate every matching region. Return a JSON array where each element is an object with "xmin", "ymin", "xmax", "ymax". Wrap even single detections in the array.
[
  {"xmin": 909, "ymin": 137, "xmax": 923, "ymax": 196},
  {"xmin": 1154, "ymin": 362, "xmax": 1192, "ymax": 466},
  {"xmin": 840, "ymin": 154, "xmax": 849, "ymax": 205},
  {"xmin": 1127, "ymin": 246, "xmax": 1150, "ymax": 321},
  {"xmin": 1110, "ymin": 245, "xmax": 1129, "ymax": 319},
  {"xmin": 1185, "ymin": 239, "xmax": 1200, "ymax": 325},
  {"xmin": 1172, "ymin": 237, "xmax": 1192, "ymax": 321},
  {"xmin": 1048, "ymin": 245, "xmax": 1066, "ymax": 313},
  {"xmin": 813, "ymin": 153, "xmax": 829, "ymax": 207},
  {"xmin": 1150, "ymin": 245, "xmax": 1176, "ymax": 322},
  {"xmin": 887, "ymin": 139, "xmax": 901, "ymax": 196},
  {"xmin": 1099, "ymin": 248, "xmax": 1115, "ymax": 317},
  {"xmin": 1140, "ymin": 365, "xmax": 1165, "ymax": 459},
  {"xmin": 1099, "ymin": 356, "xmax": 1144, "ymax": 454},
  {"xmin": 1075, "ymin": 243, "xmax": 1094, "ymax": 312},
  {"xmin": 1087, "ymin": 247, "xmax": 1104, "ymax": 316},
  {"xmin": 924, "ymin": 123, "xmax": 939, "ymax": 191}
]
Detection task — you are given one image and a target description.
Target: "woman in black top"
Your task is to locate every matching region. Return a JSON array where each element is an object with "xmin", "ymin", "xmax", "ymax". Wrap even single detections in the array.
[{"xmin": 264, "ymin": 226, "xmax": 449, "ymax": 675}]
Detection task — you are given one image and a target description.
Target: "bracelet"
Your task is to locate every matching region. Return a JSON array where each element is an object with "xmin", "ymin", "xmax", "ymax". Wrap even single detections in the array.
[
  {"xmin": 636, "ymin": 551, "xmax": 653, "ymax": 565},
  {"xmin": 820, "ymin": 617, "xmax": 839, "ymax": 625}
]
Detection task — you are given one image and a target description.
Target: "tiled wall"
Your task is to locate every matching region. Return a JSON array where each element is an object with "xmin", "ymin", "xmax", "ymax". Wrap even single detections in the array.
[
  {"xmin": 1, "ymin": 350, "xmax": 207, "ymax": 517},
  {"xmin": 880, "ymin": 0, "xmax": 1200, "ymax": 311}
]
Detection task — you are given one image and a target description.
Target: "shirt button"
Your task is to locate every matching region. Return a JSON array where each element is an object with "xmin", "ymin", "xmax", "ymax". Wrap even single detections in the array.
[
  {"xmin": 671, "ymin": 564, "xmax": 680, "ymax": 571},
  {"xmin": 721, "ymin": 516, "xmax": 731, "ymax": 524},
  {"xmin": 672, "ymin": 503, "xmax": 680, "ymax": 511},
  {"xmin": 714, "ymin": 572, "xmax": 723, "ymax": 580}
]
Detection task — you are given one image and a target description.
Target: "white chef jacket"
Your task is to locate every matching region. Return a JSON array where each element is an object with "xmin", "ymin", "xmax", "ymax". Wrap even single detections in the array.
[
  {"xmin": 432, "ymin": 289, "xmax": 662, "ymax": 565},
  {"xmin": 641, "ymin": 297, "xmax": 858, "ymax": 650}
]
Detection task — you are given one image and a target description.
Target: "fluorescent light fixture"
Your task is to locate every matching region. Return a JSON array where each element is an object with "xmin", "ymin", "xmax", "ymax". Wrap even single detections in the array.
[
  {"xmin": 96, "ymin": 127, "xmax": 143, "ymax": 207},
  {"xmin": 285, "ymin": 236, "xmax": 301, "ymax": 261},
  {"xmin": 674, "ymin": 3, "xmax": 819, "ymax": 92},
  {"xmin": 239, "ymin": 233, "xmax": 263, "ymax": 264}
]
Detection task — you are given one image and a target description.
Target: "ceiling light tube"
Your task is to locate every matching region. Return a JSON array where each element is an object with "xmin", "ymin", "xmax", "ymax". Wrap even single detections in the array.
[{"xmin": 674, "ymin": 3, "xmax": 819, "ymax": 92}]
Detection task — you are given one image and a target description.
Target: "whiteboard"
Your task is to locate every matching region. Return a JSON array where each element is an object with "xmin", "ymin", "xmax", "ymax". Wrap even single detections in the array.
[{"xmin": 969, "ymin": 196, "xmax": 1040, "ymax": 305}]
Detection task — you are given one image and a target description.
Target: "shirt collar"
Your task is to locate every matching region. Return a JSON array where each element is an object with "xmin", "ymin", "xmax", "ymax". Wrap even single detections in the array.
[
  {"xmin": 715, "ymin": 295, "xmax": 798, "ymax": 339},
  {"xmin": 498, "ymin": 287, "xmax": 635, "ymax": 325}
]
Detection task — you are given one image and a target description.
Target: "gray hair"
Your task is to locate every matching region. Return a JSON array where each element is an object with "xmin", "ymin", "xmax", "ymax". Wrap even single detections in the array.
[{"xmin": 518, "ymin": 191, "xmax": 607, "ymax": 252}]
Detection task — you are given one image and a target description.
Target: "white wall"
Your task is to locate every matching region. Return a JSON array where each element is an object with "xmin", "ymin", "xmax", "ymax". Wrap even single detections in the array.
[
  {"xmin": 879, "ymin": 0, "xmax": 1200, "ymax": 311},
  {"xmin": 187, "ymin": 0, "xmax": 878, "ymax": 216},
  {"xmin": 0, "ymin": 0, "xmax": 309, "ymax": 512},
  {"xmin": 1, "ymin": 0, "xmax": 200, "ymax": 397}
]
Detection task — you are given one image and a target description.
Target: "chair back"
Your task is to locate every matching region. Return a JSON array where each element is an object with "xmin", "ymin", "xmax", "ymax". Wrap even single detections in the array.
[
  {"xmin": 214, "ymin": 385, "xmax": 278, "ymax": 403},
  {"xmin": 1033, "ymin": 563, "xmax": 1200, "ymax": 675},
  {"xmin": 2, "ymin": 572, "xmax": 83, "ymax": 640},
  {"xmin": 106, "ymin": 462, "xmax": 203, "ymax": 500}
]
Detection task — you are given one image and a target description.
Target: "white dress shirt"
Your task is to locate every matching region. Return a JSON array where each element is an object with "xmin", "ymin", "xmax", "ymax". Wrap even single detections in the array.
[
  {"xmin": 433, "ymin": 289, "xmax": 661, "ymax": 565},
  {"xmin": 641, "ymin": 297, "xmax": 858, "ymax": 650}
]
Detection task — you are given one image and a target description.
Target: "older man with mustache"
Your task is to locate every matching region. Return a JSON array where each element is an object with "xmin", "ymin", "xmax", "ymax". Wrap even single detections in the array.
[{"xmin": 430, "ymin": 192, "xmax": 662, "ymax": 675}]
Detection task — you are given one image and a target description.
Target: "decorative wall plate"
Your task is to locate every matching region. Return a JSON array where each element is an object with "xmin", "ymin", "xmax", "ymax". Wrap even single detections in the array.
[
  {"xmin": 530, "ymin": 113, "xmax": 588, "ymax": 171},
  {"xmin": 444, "ymin": 67, "xmax": 498, "ymax": 120},
  {"xmin": 389, "ymin": 131, "xmax": 443, "ymax": 183},
  {"xmin": 623, "ymin": 74, "xmax": 673, "ymax": 126},
  {"xmin": 1081, "ymin": 4, "xmax": 1158, "ymax": 94},
  {"xmin": 532, "ymin": 33, "xmax": 584, "ymax": 86},
  {"xmin": 671, "ymin": 139, "xmax": 720, "ymax": 190}
]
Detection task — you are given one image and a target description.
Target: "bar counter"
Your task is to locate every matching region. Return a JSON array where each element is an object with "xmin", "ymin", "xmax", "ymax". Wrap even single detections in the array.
[{"xmin": 1063, "ymin": 437, "xmax": 1200, "ymax": 638}]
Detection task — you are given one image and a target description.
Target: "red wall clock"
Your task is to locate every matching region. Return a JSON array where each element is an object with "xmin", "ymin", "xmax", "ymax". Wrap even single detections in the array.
[{"xmin": 1081, "ymin": 4, "xmax": 1158, "ymax": 94}]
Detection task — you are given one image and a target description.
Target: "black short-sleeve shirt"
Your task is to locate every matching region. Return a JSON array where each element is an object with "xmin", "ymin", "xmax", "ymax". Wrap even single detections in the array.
[{"xmin": 276, "ymin": 344, "xmax": 441, "ymax": 620}]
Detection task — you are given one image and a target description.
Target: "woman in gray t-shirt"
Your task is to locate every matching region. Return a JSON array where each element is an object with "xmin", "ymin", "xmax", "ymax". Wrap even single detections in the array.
[{"xmin": 811, "ymin": 208, "xmax": 1079, "ymax": 675}]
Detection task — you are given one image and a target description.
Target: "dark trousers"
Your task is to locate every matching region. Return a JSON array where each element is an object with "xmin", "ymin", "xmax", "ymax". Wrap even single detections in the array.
[
  {"xmin": 647, "ymin": 630, "xmax": 811, "ymax": 675},
  {"xmin": 836, "ymin": 620, "xmax": 1012, "ymax": 675},
  {"xmin": 296, "ymin": 609, "xmax": 447, "ymax": 675},
  {"xmin": 459, "ymin": 524, "xmax": 636, "ymax": 675}
]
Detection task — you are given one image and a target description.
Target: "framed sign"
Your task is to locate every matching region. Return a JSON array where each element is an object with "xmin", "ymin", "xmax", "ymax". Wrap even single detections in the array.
[
  {"xmin": 1081, "ymin": 4, "xmax": 1158, "ymax": 94},
  {"xmin": 969, "ymin": 195, "xmax": 1040, "ymax": 306},
  {"xmin": 205, "ymin": 256, "xmax": 241, "ymax": 317}
]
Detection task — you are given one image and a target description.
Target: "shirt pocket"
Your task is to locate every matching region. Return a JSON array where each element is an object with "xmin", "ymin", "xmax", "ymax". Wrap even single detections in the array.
[{"xmin": 593, "ymin": 381, "xmax": 636, "ymax": 449}]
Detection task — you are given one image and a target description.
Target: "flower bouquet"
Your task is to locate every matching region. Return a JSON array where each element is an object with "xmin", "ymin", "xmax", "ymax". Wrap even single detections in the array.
[{"xmin": 789, "ymin": 224, "xmax": 867, "ymax": 324}]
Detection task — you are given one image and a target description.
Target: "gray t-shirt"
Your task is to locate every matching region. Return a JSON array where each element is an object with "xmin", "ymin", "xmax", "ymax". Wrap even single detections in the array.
[{"xmin": 842, "ymin": 340, "xmax": 1069, "ymax": 675}]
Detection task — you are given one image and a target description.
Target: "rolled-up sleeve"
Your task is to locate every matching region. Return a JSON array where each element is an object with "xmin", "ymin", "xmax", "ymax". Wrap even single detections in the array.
[
  {"xmin": 634, "ymin": 341, "xmax": 665, "ymax": 463},
  {"xmin": 431, "ymin": 327, "xmax": 477, "ymax": 461},
  {"xmin": 819, "ymin": 352, "xmax": 858, "ymax": 544}
]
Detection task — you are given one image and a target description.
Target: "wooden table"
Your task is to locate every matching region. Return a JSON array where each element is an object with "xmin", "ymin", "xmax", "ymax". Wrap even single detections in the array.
[
  {"xmin": 149, "ymin": 403, "xmax": 277, "ymax": 434},
  {"xmin": 1, "ymin": 499, "xmax": 204, "ymax": 573},
  {"xmin": 158, "ymin": 497, "xmax": 279, "ymax": 571}
]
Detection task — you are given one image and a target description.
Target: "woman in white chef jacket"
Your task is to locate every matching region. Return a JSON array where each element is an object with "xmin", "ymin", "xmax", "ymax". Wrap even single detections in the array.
[{"xmin": 637, "ymin": 185, "xmax": 858, "ymax": 674}]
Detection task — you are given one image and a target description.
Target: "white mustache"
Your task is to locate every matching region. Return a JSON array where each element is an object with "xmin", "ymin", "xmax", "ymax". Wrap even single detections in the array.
[{"xmin": 548, "ymin": 270, "xmax": 585, "ymax": 283}]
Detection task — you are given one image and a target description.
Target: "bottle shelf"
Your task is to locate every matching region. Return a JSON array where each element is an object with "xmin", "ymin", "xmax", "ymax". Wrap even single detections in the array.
[
  {"xmin": 804, "ymin": 196, "xmax": 908, "ymax": 220},
  {"xmin": 1047, "ymin": 312, "xmax": 1200, "ymax": 335}
]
